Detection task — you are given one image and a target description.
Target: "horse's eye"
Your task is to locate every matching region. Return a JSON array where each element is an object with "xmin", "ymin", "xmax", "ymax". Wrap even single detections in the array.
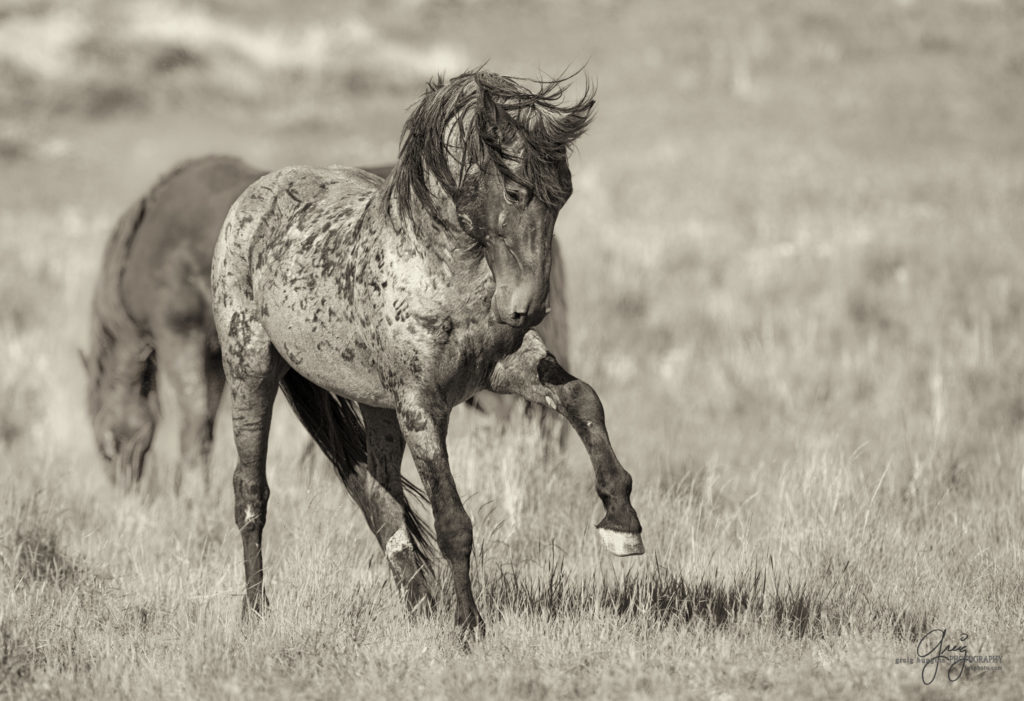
[{"xmin": 504, "ymin": 187, "xmax": 529, "ymax": 205}]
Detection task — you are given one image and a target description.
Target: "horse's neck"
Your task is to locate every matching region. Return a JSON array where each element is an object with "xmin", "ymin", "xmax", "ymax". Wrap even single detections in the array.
[
  {"xmin": 90, "ymin": 310, "xmax": 151, "ymax": 386},
  {"xmin": 370, "ymin": 190, "xmax": 482, "ymax": 277}
]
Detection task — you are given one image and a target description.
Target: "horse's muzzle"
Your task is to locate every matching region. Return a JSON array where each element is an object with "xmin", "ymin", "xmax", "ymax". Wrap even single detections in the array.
[
  {"xmin": 492, "ymin": 291, "xmax": 548, "ymax": 327},
  {"xmin": 492, "ymin": 281, "xmax": 549, "ymax": 328}
]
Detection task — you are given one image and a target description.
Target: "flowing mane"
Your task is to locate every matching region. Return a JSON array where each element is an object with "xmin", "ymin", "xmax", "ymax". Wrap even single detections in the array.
[{"xmin": 385, "ymin": 69, "xmax": 596, "ymax": 223}]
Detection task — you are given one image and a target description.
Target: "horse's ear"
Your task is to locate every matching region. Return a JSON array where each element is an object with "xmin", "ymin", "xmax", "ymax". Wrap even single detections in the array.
[{"xmin": 475, "ymin": 84, "xmax": 502, "ymax": 147}]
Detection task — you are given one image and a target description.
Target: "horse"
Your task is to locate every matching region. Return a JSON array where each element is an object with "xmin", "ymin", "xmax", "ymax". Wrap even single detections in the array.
[
  {"xmin": 83, "ymin": 156, "xmax": 262, "ymax": 486},
  {"xmin": 83, "ymin": 156, "xmax": 569, "ymax": 487},
  {"xmin": 211, "ymin": 69, "xmax": 644, "ymax": 638}
]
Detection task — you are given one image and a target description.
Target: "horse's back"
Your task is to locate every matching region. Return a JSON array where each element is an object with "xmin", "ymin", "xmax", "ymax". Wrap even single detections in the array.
[
  {"xmin": 217, "ymin": 164, "xmax": 382, "ymax": 277},
  {"xmin": 227, "ymin": 163, "xmax": 381, "ymax": 219},
  {"xmin": 120, "ymin": 156, "xmax": 266, "ymax": 335}
]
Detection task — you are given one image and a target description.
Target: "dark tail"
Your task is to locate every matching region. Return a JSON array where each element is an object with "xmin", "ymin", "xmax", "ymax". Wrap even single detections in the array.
[{"xmin": 278, "ymin": 370, "xmax": 434, "ymax": 562}]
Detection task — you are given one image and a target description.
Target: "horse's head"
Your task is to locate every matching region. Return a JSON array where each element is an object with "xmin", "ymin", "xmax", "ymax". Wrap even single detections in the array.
[
  {"xmin": 452, "ymin": 150, "xmax": 573, "ymax": 327},
  {"xmin": 82, "ymin": 338, "xmax": 157, "ymax": 484},
  {"xmin": 390, "ymin": 70, "xmax": 594, "ymax": 328}
]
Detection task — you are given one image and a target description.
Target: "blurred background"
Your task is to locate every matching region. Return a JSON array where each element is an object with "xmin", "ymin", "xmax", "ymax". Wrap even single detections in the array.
[{"xmin": 4, "ymin": 0, "xmax": 1023, "ymax": 479}]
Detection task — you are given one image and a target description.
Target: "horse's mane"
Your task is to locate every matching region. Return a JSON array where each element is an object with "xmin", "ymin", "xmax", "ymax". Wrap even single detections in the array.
[
  {"xmin": 385, "ymin": 69, "xmax": 595, "ymax": 223},
  {"xmin": 87, "ymin": 195, "xmax": 148, "ymax": 401}
]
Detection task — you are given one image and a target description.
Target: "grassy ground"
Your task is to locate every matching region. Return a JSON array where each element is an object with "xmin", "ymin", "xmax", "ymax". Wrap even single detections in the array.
[{"xmin": 1, "ymin": 0, "xmax": 1023, "ymax": 698}]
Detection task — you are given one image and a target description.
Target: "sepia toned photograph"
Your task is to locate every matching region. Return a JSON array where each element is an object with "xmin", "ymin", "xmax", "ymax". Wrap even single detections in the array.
[{"xmin": 0, "ymin": 0, "xmax": 1021, "ymax": 697}]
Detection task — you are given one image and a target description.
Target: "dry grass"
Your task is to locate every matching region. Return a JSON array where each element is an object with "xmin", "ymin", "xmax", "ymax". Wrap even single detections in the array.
[{"xmin": 1, "ymin": 0, "xmax": 1023, "ymax": 698}]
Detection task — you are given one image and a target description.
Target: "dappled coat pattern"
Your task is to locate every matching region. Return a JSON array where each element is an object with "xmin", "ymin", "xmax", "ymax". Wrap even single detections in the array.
[{"xmin": 212, "ymin": 69, "xmax": 643, "ymax": 638}]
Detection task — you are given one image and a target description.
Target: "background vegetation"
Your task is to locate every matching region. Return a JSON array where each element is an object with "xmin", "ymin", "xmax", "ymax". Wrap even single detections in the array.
[{"xmin": 1, "ymin": 0, "xmax": 1022, "ymax": 697}]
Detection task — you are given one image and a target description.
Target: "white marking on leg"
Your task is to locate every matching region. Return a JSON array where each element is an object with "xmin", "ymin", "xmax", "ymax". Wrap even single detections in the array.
[
  {"xmin": 244, "ymin": 505, "xmax": 256, "ymax": 525},
  {"xmin": 386, "ymin": 528, "xmax": 413, "ymax": 560}
]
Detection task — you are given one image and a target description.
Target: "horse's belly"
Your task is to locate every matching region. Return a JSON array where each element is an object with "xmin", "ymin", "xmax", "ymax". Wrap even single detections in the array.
[
  {"xmin": 272, "ymin": 326, "xmax": 391, "ymax": 406},
  {"xmin": 257, "ymin": 294, "xmax": 391, "ymax": 407}
]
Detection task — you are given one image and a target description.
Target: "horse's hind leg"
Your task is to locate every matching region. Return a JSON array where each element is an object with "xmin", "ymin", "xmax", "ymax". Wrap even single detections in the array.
[
  {"xmin": 359, "ymin": 404, "xmax": 433, "ymax": 612},
  {"xmin": 490, "ymin": 331, "xmax": 644, "ymax": 556},
  {"xmin": 221, "ymin": 330, "xmax": 286, "ymax": 620}
]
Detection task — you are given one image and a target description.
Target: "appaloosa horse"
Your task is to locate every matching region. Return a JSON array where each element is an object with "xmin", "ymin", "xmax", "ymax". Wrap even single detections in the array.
[
  {"xmin": 85, "ymin": 155, "xmax": 568, "ymax": 487},
  {"xmin": 212, "ymin": 69, "xmax": 643, "ymax": 637}
]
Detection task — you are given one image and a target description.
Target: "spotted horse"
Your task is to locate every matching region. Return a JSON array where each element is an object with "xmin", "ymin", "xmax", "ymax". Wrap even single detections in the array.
[{"xmin": 212, "ymin": 69, "xmax": 644, "ymax": 638}]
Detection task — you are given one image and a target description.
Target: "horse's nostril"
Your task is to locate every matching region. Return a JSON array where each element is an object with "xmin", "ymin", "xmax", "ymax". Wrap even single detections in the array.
[{"xmin": 498, "ymin": 308, "xmax": 529, "ymax": 327}]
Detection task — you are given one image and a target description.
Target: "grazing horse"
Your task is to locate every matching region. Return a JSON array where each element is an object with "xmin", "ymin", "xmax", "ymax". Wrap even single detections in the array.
[
  {"xmin": 84, "ymin": 156, "xmax": 263, "ymax": 485},
  {"xmin": 84, "ymin": 156, "xmax": 569, "ymax": 487},
  {"xmin": 212, "ymin": 69, "xmax": 644, "ymax": 637}
]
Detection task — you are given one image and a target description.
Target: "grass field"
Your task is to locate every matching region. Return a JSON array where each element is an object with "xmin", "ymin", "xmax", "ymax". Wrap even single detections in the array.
[{"xmin": 1, "ymin": 0, "xmax": 1023, "ymax": 698}]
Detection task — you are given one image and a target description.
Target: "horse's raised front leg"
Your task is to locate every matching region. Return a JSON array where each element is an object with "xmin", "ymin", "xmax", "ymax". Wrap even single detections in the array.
[
  {"xmin": 337, "ymin": 404, "xmax": 434, "ymax": 613},
  {"xmin": 221, "ymin": 328, "xmax": 285, "ymax": 620},
  {"xmin": 395, "ymin": 395, "xmax": 483, "ymax": 638},
  {"xmin": 156, "ymin": 328, "xmax": 222, "ymax": 490},
  {"xmin": 489, "ymin": 331, "xmax": 644, "ymax": 556}
]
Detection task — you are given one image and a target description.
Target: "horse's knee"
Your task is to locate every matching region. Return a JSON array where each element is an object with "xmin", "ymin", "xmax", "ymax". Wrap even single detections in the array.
[{"xmin": 553, "ymin": 379, "xmax": 604, "ymax": 429}]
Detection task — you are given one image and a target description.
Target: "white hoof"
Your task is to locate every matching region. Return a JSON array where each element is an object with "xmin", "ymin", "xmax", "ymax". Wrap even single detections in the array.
[{"xmin": 597, "ymin": 528, "xmax": 645, "ymax": 557}]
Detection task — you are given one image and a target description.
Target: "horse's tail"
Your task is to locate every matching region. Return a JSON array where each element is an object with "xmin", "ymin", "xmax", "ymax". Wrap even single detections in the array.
[{"xmin": 278, "ymin": 370, "xmax": 433, "ymax": 563}]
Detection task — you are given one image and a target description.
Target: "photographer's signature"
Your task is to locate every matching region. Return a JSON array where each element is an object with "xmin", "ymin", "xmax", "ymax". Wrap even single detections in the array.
[
  {"xmin": 896, "ymin": 628, "xmax": 1003, "ymax": 684},
  {"xmin": 916, "ymin": 628, "xmax": 968, "ymax": 684}
]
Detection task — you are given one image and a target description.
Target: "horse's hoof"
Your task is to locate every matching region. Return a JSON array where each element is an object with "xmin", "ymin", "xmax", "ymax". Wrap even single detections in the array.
[
  {"xmin": 457, "ymin": 617, "xmax": 486, "ymax": 648},
  {"xmin": 400, "ymin": 575, "xmax": 435, "ymax": 617},
  {"xmin": 241, "ymin": 594, "xmax": 270, "ymax": 623},
  {"xmin": 597, "ymin": 528, "xmax": 645, "ymax": 556}
]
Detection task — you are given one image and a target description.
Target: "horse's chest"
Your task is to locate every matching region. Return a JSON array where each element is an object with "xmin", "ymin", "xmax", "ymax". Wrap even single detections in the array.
[{"xmin": 374, "ymin": 308, "xmax": 521, "ymax": 405}]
